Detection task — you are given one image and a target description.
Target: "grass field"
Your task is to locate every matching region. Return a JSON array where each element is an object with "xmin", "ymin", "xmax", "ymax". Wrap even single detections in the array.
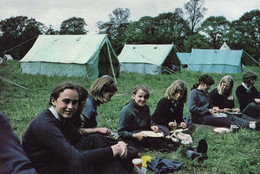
[{"xmin": 0, "ymin": 60, "xmax": 260, "ymax": 174}]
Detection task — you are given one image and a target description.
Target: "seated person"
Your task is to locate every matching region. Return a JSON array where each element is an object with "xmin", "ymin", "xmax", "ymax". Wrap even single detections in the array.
[
  {"xmin": 236, "ymin": 71, "xmax": 260, "ymax": 119},
  {"xmin": 209, "ymin": 75, "xmax": 256, "ymax": 122},
  {"xmin": 80, "ymin": 75, "xmax": 117, "ymax": 134},
  {"xmin": 0, "ymin": 112, "xmax": 36, "ymax": 174},
  {"xmin": 188, "ymin": 74, "xmax": 259, "ymax": 131},
  {"xmin": 22, "ymin": 82, "xmax": 142, "ymax": 174},
  {"xmin": 118, "ymin": 84, "xmax": 177, "ymax": 151},
  {"xmin": 152, "ymin": 80, "xmax": 195, "ymax": 136}
]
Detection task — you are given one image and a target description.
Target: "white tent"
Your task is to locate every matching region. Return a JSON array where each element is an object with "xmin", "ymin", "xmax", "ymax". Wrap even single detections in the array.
[
  {"xmin": 220, "ymin": 42, "xmax": 230, "ymax": 50},
  {"xmin": 4, "ymin": 54, "xmax": 13, "ymax": 61},
  {"xmin": 118, "ymin": 44, "xmax": 181, "ymax": 74},
  {"xmin": 20, "ymin": 34, "xmax": 120, "ymax": 78}
]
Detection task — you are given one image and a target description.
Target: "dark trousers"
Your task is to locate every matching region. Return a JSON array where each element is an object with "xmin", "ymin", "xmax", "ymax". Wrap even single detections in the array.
[
  {"xmin": 42, "ymin": 134, "xmax": 134, "ymax": 174},
  {"xmin": 193, "ymin": 114, "xmax": 249, "ymax": 128},
  {"xmin": 242, "ymin": 102, "xmax": 260, "ymax": 120}
]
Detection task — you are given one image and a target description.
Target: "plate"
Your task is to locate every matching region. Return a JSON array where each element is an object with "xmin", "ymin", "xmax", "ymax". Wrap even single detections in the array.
[
  {"xmin": 213, "ymin": 127, "xmax": 230, "ymax": 133},
  {"xmin": 213, "ymin": 113, "xmax": 227, "ymax": 117},
  {"xmin": 140, "ymin": 131, "xmax": 164, "ymax": 137},
  {"xmin": 226, "ymin": 112, "xmax": 242, "ymax": 115}
]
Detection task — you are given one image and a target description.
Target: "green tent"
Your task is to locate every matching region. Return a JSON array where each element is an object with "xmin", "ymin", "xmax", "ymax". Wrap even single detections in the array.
[
  {"xmin": 20, "ymin": 34, "xmax": 119, "ymax": 78},
  {"xmin": 118, "ymin": 44, "xmax": 181, "ymax": 74},
  {"xmin": 187, "ymin": 49, "xmax": 243, "ymax": 74}
]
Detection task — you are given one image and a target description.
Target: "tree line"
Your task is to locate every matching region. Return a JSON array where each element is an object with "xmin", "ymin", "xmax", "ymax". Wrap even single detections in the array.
[{"xmin": 0, "ymin": 0, "xmax": 259, "ymax": 65}]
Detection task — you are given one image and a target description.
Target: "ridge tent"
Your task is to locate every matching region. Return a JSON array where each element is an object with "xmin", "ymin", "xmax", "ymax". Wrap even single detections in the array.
[
  {"xmin": 219, "ymin": 42, "xmax": 230, "ymax": 50},
  {"xmin": 176, "ymin": 53, "xmax": 191, "ymax": 67},
  {"xmin": 118, "ymin": 44, "xmax": 181, "ymax": 75},
  {"xmin": 20, "ymin": 34, "xmax": 120, "ymax": 78},
  {"xmin": 187, "ymin": 48, "xmax": 243, "ymax": 74}
]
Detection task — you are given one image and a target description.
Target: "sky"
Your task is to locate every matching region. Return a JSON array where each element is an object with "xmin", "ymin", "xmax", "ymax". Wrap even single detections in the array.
[{"xmin": 0, "ymin": 0, "xmax": 259, "ymax": 34}]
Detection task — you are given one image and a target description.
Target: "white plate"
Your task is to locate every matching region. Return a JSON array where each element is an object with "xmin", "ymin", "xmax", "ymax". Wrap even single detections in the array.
[
  {"xmin": 213, "ymin": 127, "xmax": 230, "ymax": 133},
  {"xmin": 140, "ymin": 131, "xmax": 164, "ymax": 137}
]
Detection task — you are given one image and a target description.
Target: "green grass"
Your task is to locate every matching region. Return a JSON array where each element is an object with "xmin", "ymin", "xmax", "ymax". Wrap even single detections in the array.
[{"xmin": 1, "ymin": 60, "xmax": 260, "ymax": 174}]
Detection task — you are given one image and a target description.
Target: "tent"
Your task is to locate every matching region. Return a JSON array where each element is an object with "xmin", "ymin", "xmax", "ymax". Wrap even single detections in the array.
[
  {"xmin": 176, "ymin": 53, "xmax": 191, "ymax": 66},
  {"xmin": 219, "ymin": 42, "xmax": 230, "ymax": 50},
  {"xmin": 118, "ymin": 44, "xmax": 181, "ymax": 74},
  {"xmin": 187, "ymin": 49, "xmax": 243, "ymax": 74},
  {"xmin": 20, "ymin": 34, "xmax": 120, "ymax": 78},
  {"xmin": 4, "ymin": 54, "xmax": 13, "ymax": 61}
]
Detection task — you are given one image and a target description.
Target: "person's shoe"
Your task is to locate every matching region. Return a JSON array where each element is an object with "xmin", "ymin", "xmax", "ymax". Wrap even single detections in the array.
[
  {"xmin": 256, "ymin": 120, "xmax": 260, "ymax": 131},
  {"xmin": 186, "ymin": 139, "xmax": 208, "ymax": 160}
]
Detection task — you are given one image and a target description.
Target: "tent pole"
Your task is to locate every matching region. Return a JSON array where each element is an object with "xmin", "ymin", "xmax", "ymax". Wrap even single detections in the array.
[{"xmin": 106, "ymin": 43, "xmax": 117, "ymax": 84}]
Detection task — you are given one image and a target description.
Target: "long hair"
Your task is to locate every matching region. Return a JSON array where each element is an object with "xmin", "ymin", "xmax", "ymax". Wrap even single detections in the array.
[
  {"xmin": 165, "ymin": 80, "xmax": 187, "ymax": 103},
  {"xmin": 49, "ymin": 82, "xmax": 78, "ymax": 106},
  {"xmin": 217, "ymin": 75, "xmax": 234, "ymax": 100},
  {"xmin": 191, "ymin": 74, "xmax": 215, "ymax": 90},
  {"xmin": 75, "ymin": 84, "xmax": 88, "ymax": 115},
  {"xmin": 89, "ymin": 75, "xmax": 118, "ymax": 103}
]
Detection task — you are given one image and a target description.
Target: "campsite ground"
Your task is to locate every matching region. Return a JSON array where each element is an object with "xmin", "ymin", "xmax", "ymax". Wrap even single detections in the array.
[{"xmin": 1, "ymin": 60, "xmax": 260, "ymax": 174}]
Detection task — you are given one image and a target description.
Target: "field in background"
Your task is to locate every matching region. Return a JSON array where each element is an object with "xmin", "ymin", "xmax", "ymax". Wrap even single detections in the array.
[{"xmin": 1, "ymin": 60, "xmax": 260, "ymax": 174}]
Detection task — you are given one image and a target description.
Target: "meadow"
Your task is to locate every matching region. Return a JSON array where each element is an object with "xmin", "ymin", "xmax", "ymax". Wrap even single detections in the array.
[{"xmin": 0, "ymin": 60, "xmax": 260, "ymax": 174}]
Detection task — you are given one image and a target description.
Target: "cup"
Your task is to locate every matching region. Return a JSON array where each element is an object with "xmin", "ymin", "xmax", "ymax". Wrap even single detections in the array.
[
  {"xmin": 132, "ymin": 158, "xmax": 142, "ymax": 169},
  {"xmin": 230, "ymin": 125, "xmax": 239, "ymax": 133},
  {"xmin": 142, "ymin": 156, "xmax": 152, "ymax": 167}
]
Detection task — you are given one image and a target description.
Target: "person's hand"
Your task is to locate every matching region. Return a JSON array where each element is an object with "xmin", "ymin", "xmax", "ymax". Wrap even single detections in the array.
[
  {"xmin": 111, "ymin": 141, "xmax": 127, "ymax": 158},
  {"xmin": 97, "ymin": 127, "xmax": 112, "ymax": 135},
  {"xmin": 222, "ymin": 108, "xmax": 230, "ymax": 113},
  {"xmin": 133, "ymin": 132, "xmax": 147, "ymax": 141},
  {"xmin": 180, "ymin": 122, "xmax": 187, "ymax": 129},
  {"xmin": 232, "ymin": 108, "xmax": 240, "ymax": 113},
  {"xmin": 212, "ymin": 107, "xmax": 220, "ymax": 113},
  {"xmin": 151, "ymin": 125, "xmax": 159, "ymax": 133},
  {"xmin": 168, "ymin": 121, "xmax": 177, "ymax": 128}
]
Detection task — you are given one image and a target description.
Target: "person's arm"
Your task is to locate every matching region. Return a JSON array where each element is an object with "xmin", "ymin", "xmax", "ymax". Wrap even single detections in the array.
[
  {"xmin": 118, "ymin": 110, "xmax": 135, "ymax": 139},
  {"xmin": 81, "ymin": 99, "xmax": 98, "ymax": 128},
  {"xmin": 209, "ymin": 88, "xmax": 218, "ymax": 107},
  {"xmin": 80, "ymin": 127, "xmax": 112, "ymax": 135},
  {"xmin": 188, "ymin": 90, "xmax": 211, "ymax": 116},
  {"xmin": 0, "ymin": 113, "xmax": 37, "ymax": 174},
  {"xmin": 236, "ymin": 85, "xmax": 251, "ymax": 110},
  {"xmin": 175, "ymin": 103, "xmax": 185, "ymax": 124},
  {"xmin": 152, "ymin": 99, "xmax": 172, "ymax": 126},
  {"xmin": 34, "ymin": 119, "xmax": 114, "ymax": 168}
]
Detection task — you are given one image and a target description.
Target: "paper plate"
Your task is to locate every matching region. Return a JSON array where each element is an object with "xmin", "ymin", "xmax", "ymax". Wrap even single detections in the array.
[
  {"xmin": 140, "ymin": 131, "xmax": 164, "ymax": 137},
  {"xmin": 213, "ymin": 127, "xmax": 230, "ymax": 133},
  {"xmin": 226, "ymin": 112, "xmax": 242, "ymax": 116}
]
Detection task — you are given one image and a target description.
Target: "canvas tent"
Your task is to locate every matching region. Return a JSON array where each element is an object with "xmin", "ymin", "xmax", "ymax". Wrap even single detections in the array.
[
  {"xmin": 219, "ymin": 42, "xmax": 230, "ymax": 50},
  {"xmin": 118, "ymin": 44, "xmax": 181, "ymax": 75},
  {"xmin": 20, "ymin": 34, "xmax": 120, "ymax": 78},
  {"xmin": 4, "ymin": 54, "xmax": 13, "ymax": 61},
  {"xmin": 186, "ymin": 49, "xmax": 243, "ymax": 74},
  {"xmin": 176, "ymin": 53, "xmax": 191, "ymax": 66}
]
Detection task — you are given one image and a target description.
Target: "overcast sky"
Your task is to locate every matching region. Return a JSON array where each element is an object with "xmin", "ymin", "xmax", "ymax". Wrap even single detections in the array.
[{"xmin": 0, "ymin": 0, "xmax": 259, "ymax": 34}]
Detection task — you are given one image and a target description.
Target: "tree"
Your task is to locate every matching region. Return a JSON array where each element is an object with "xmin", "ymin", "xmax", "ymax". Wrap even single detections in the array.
[
  {"xmin": 0, "ymin": 16, "xmax": 46, "ymax": 59},
  {"xmin": 45, "ymin": 25, "xmax": 59, "ymax": 35},
  {"xmin": 228, "ymin": 10, "xmax": 260, "ymax": 65},
  {"xmin": 199, "ymin": 16, "xmax": 230, "ymax": 49},
  {"xmin": 59, "ymin": 17, "xmax": 88, "ymax": 34},
  {"xmin": 184, "ymin": 33, "xmax": 208, "ymax": 51},
  {"xmin": 125, "ymin": 10, "xmax": 190, "ymax": 49},
  {"xmin": 184, "ymin": 0, "xmax": 207, "ymax": 35},
  {"xmin": 97, "ymin": 8, "xmax": 131, "ymax": 53},
  {"xmin": 125, "ymin": 16, "xmax": 156, "ymax": 44}
]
